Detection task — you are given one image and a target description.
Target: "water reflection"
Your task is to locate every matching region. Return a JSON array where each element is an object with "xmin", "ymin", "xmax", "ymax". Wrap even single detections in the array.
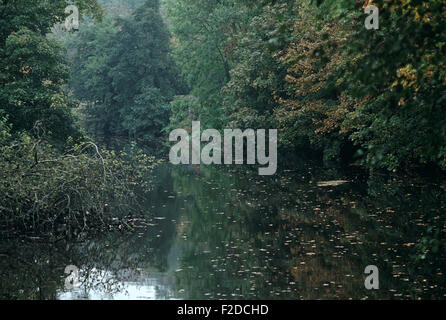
[
  {"xmin": 58, "ymin": 270, "xmax": 176, "ymax": 300},
  {"xmin": 0, "ymin": 164, "xmax": 445, "ymax": 299}
]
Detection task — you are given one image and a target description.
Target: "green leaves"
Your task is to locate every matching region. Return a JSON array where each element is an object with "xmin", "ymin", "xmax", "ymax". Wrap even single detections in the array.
[
  {"xmin": 70, "ymin": 0, "xmax": 185, "ymax": 150},
  {"xmin": 0, "ymin": 121, "xmax": 159, "ymax": 237},
  {"xmin": 336, "ymin": 0, "xmax": 446, "ymax": 171},
  {"xmin": 0, "ymin": 0, "xmax": 103, "ymax": 145}
]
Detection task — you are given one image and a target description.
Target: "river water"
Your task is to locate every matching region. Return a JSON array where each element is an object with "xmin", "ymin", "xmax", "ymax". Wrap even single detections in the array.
[{"xmin": 1, "ymin": 163, "xmax": 445, "ymax": 299}]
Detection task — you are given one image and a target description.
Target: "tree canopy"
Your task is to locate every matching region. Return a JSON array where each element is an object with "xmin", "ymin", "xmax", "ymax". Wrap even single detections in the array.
[
  {"xmin": 70, "ymin": 0, "xmax": 186, "ymax": 150},
  {"xmin": 165, "ymin": 0, "xmax": 446, "ymax": 171}
]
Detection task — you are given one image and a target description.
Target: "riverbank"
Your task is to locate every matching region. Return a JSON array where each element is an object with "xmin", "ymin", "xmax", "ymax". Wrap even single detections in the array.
[
  {"xmin": 1, "ymin": 164, "xmax": 445, "ymax": 300},
  {"xmin": 0, "ymin": 121, "xmax": 160, "ymax": 240}
]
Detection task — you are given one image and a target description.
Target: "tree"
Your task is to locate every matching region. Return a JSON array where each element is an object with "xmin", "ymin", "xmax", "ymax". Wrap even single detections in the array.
[
  {"xmin": 164, "ymin": 0, "xmax": 258, "ymax": 129},
  {"xmin": 316, "ymin": 0, "xmax": 446, "ymax": 171},
  {"xmin": 71, "ymin": 0, "xmax": 186, "ymax": 150},
  {"xmin": 0, "ymin": 0, "xmax": 102, "ymax": 145}
]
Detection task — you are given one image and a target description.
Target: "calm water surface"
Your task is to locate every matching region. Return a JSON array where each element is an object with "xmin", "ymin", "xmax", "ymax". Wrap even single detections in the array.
[{"xmin": 1, "ymin": 164, "xmax": 445, "ymax": 299}]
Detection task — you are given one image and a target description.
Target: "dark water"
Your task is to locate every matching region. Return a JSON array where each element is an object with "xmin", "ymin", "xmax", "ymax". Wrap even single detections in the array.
[{"xmin": 1, "ymin": 164, "xmax": 445, "ymax": 300}]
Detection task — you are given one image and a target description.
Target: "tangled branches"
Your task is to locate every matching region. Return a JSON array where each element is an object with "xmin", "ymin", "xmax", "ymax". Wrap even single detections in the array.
[{"xmin": 0, "ymin": 119, "xmax": 160, "ymax": 239}]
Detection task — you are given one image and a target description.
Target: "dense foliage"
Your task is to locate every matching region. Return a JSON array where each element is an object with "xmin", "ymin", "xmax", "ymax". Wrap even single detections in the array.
[
  {"xmin": 0, "ymin": 0, "xmax": 445, "ymax": 300},
  {"xmin": 1, "ymin": 0, "xmax": 444, "ymax": 238},
  {"xmin": 0, "ymin": 0, "xmax": 163, "ymax": 239},
  {"xmin": 164, "ymin": 0, "xmax": 446, "ymax": 171},
  {"xmin": 0, "ymin": 0, "xmax": 103, "ymax": 145},
  {"xmin": 0, "ymin": 117, "xmax": 159, "ymax": 238},
  {"xmin": 69, "ymin": 0, "xmax": 186, "ymax": 151}
]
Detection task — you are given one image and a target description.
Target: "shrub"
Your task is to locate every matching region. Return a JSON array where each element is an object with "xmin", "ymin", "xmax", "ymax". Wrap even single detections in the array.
[{"xmin": 0, "ymin": 118, "xmax": 160, "ymax": 239}]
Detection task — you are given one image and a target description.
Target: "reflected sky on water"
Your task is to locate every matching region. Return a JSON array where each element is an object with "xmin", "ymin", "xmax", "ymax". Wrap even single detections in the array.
[{"xmin": 1, "ymin": 164, "xmax": 445, "ymax": 300}]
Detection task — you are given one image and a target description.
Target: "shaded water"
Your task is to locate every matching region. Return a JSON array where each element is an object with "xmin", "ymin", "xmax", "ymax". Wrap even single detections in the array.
[{"xmin": 1, "ymin": 163, "xmax": 445, "ymax": 299}]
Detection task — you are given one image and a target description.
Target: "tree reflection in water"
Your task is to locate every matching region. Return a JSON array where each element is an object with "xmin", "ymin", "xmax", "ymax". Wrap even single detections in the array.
[{"xmin": 1, "ymin": 164, "xmax": 445, "ymax": 299}]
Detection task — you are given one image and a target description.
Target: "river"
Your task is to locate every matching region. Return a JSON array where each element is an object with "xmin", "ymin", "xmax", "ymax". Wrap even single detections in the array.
[{"xmin": 1, "ymin": 163, "xmax": 445, "ymax": 299}]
